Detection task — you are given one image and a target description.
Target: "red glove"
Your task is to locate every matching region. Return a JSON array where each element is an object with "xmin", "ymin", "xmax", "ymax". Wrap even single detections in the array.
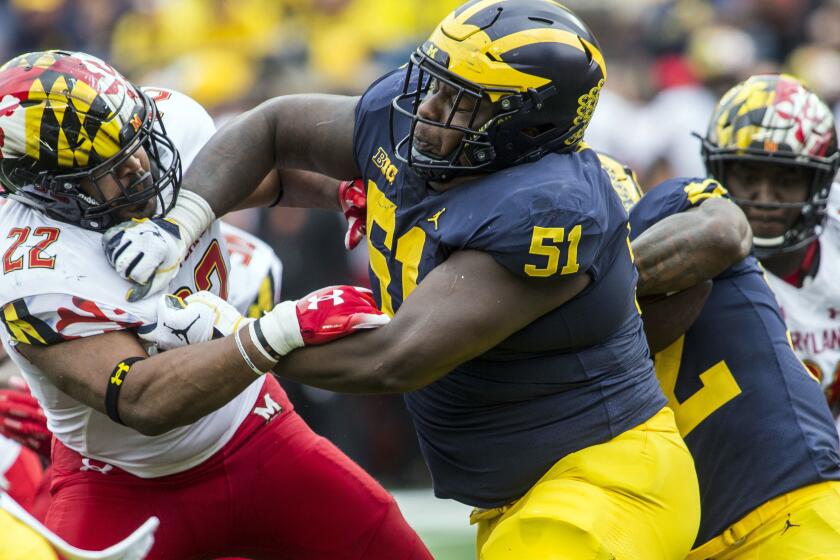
[
  {"xmin": 0, "ymin": 383, "xmax": 51, "ymax": 460},
  {"xmin": 338, "ymin": 178, "xmax": 367, "ymax": 250},
  {"xmin": 296, "ymin": 286, "xmax": 387, "ymax": 345},
  {"xmin": 256, "ymin": 285, "xmax": 389, "ymax": 356}
]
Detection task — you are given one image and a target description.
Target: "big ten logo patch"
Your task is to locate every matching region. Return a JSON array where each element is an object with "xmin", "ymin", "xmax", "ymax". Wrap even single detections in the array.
[
  {"xmin": 372, "ymin": 147, "xmax": 399, "ymax": 184},
  {"xmin": 565, "ymin": 78, "xmax": 605, "ymax": 146}
]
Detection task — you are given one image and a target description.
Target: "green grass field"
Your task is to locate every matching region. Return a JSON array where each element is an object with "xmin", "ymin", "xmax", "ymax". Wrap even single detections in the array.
[{"xmin": 392, "ymin": 490, "xmax": 474, "ymax": 559}]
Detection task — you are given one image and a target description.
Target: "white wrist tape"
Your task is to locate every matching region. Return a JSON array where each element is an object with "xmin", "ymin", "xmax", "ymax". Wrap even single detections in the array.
[
  {"xmin": 248, "ymin": 321, "xmax": 276, "ymax": 362},
  {"xmin": 255, "ymin": 300, "xmax": 305, "ymax": 357},
  {"xmin": 166, "ymin": 190, "xmax": 216, "ymax": 248}
]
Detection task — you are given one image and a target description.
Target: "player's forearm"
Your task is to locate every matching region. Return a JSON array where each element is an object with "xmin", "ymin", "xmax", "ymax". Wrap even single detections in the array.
[
  {"xmin": 17, "ymin": 327, "xmax": 271, "ymax": 437},
  {"xmin": 632, "ymin": 200, "xmax": 751, "ymax": 296},
  {"xmin": 183, "ymin": 95, "xmax": 359, "ymax": 217},
  {"xmin": 120, "ymin": 337, "xmax": 267, "ymax": 436},
  {"xmin": 274, "ymin": 252, "xmax": 592, "ymax": 393},
  {"xmin": 273, "ymin": 289, "xmax": 481, "ymax": 394},
  {"xmin": 275, "ymin": 169, "xmax": 342, "ymax": 211},
  {"xmin": 271, "ymin": 328, "xmax": 423, "ymax": 394},
  {"xmin": 229, "ymin": 169, "xmax": 341, "ymax": 212},
  {"xmin": 182, "ymin": 103, "xmax": 278, "ymax": 217}
]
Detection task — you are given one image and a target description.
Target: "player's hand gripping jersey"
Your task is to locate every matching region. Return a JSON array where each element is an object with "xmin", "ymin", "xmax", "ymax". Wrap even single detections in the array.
[
  {"xmin": 0, "ymin": 89, "xmax": 266, "ymax": 477},
  {"xmin": 629, "ymin": 177, "xmax": 840, "ymax": 547},
  {"xmin": 355, "ymin": 70, "xmax": 667, "ymax": 507}
]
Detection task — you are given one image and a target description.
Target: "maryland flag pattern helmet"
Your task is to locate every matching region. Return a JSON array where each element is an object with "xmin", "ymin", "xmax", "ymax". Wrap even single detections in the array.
[
  {"xmin": 0, "ymin": 50, "xmax": 180, "ymax": 231},
  {"xmin": 701, "ymin": 74, "xmax": 840, "ymax": 255},
  {"xmin": 391, "ymin": 0, "xmax": 607, "ymax": 181}
]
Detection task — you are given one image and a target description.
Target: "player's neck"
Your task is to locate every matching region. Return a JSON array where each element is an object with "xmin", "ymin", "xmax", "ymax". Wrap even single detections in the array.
[{"xmin": 761, "ymin": 243, "xmax": 818, "ymax": 286}]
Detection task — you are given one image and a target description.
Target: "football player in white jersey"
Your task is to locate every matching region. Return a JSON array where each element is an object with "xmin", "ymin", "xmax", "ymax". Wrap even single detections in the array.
[
  {"xmin": 220, "ymin": 222, "xmax": 283, "ymax": 319},
  {"xmin": 0, "ymin": 50, "xmax": 431, "ymax": 559},
  {"xmin": 0, "ymin": 220, "xmax": 283, "ymax": 519},
  {"xmin": 698, "ymin": 74, "xmax": 840, "ymax": 424}
]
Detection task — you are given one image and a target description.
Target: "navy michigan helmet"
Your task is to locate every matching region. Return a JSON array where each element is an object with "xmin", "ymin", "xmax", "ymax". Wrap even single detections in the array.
[
  {"xmin": 391, "ymin": 0, "xmax": 607, "ymax": 181},
  {"xmin": 0, "ymin": 50, "xmax": 180, "ymax": 231}
]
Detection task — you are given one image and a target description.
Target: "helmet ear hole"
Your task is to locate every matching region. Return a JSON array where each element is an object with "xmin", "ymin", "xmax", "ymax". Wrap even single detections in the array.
[
  {"xmin": 522, "ymin": 123, "xmax": 556, "ymax": 138},
  {"xmin": 579, "ymin": 39, "xmax": 594, "ymax": 64}
]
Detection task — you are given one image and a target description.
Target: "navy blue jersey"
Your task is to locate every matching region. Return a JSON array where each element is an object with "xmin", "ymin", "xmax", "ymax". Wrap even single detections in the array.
[
  {"xmin": 630, "ymin": 178, "xmax": 840, "ymax": 546},
  {"xmin": 354, "ymin": 69, "xmax": 666, "ymax": 507}
]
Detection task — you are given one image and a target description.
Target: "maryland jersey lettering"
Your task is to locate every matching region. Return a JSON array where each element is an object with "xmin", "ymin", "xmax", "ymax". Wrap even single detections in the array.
[
  {"xmin": 630, "ymin": 178, "xmax": 840, "ymax": 546},
  {"xmin": 353, "ymin": 69, "xmax": 666, "ymax": 507},
  {"xmin": 765, "ymin": 226, "xmax": 840, "ymax": 412}
]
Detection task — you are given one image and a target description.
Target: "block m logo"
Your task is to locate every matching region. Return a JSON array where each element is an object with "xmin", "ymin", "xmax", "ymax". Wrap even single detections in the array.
[{"xmin": 252, "ymin": 393, "xmax": 283, "ymax": 422}]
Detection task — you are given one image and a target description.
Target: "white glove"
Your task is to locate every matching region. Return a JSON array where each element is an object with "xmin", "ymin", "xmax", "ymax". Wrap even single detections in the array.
[
  {"xmin": 138, "ymin": 291, "xmax": 248, "ymax": 351},
  {"xmin": 101, "ymin": 191, "xmax": 215, "ymax": 302},
  {"xmin": 102, "ymin": 218, "xmax": 186, "ymax": 302}
]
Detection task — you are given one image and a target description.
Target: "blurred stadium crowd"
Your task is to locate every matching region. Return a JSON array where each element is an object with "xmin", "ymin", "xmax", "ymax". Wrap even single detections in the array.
[{"xmin": 2, "ymin": 0, "xmax": 839, "ymax": 488}]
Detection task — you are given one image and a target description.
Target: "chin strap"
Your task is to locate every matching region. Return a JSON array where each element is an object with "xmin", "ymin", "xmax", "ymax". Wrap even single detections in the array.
[{"xmin": 781, "ymin": 239, "xmax": 820, "ymax": 287}]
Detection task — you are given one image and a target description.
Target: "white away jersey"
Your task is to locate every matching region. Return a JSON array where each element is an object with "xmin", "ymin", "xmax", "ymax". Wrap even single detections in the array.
[
  {"xmin": 0, "ymin": 89, "xmax": 263, "ymax": 477},
  {"xmin": 766, "ymin": 224, "xmax": 840, "ymax": 412},
  {"xmin": 220, "ymin": 222, "xmax": 283, "ymax": 318}
]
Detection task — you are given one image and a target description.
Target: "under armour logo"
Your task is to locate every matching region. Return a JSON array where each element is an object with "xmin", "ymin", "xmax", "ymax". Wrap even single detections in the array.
[
  {"xmin": 164, "ymin": 315, "xmax": 200, "ymax": 344},
  {"xmin": 307, "ymin": 290, "xmax": 344, "ymax": 310},
  {"xmin": 781, "ymin": 514, "xmax": 800, "ymax": 535},
  {"xmin": 426, "ymin": 208, "xmax": 446, "ymax": 231},
  {"xmin": 80, "ymin": 458, "xmax": 113, "ymax": 474},
  {"xmin": 111, "ymin": 362, "xmax": 130, "ymax": 386},
  {"xmin": 252, "ymin": 393, "xmax": 282, "ymax": 422}
]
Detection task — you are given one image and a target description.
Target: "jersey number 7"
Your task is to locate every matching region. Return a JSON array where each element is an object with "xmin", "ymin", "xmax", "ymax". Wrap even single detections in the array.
[
  {"xmin": 655, "ymin": 335, "xmax": 742, "ymax": 436},
  {"xmin": 173, "ymin": 240, "xmax": 229, "ymax": 301}
]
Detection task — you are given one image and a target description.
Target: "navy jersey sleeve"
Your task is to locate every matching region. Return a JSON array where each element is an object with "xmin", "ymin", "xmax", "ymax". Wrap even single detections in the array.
[
  {"xmin": 629, "ymin": 177, "xmax": 729, "ymax": 241},
  {"xmin": 466, "ymin": 190, "xmax": 605, "ymax": 281},
  {"xmin": 353, "ymin": 69, "xmax": 405, "ymax": 176}
]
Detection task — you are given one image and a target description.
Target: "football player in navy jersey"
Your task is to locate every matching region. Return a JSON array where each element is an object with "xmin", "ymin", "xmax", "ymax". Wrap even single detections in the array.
[
  {"xmin": 603, "ymin": 160, "xmax": 840, "ymax": 558},
  {"xmin": 101, "ymin": 2, "xmax": 701, "ymax": 557}
]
